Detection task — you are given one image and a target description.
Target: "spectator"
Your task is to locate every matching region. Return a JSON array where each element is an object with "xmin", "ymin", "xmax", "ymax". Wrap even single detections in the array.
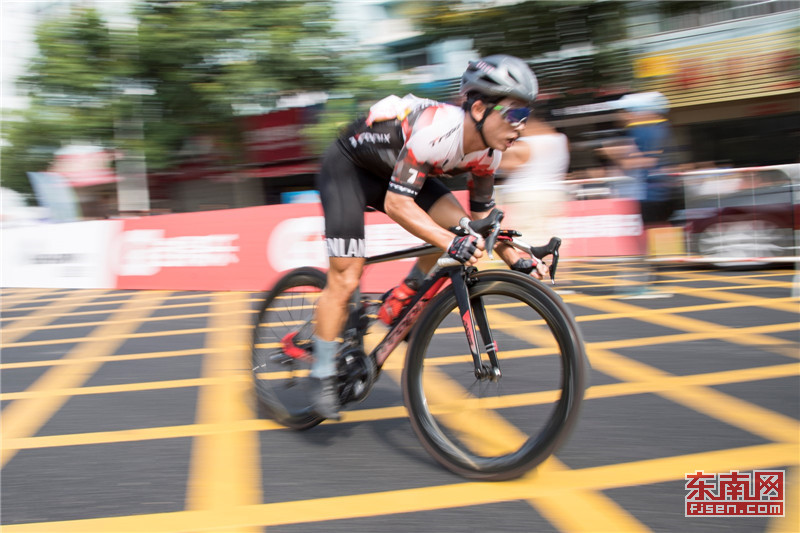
[
  {"xmin": 601, "ymin": 91, "xmax": 676, "ymax": 298},
  {"xmin": 497, "ymin": 110, "xmax": 570, "ymax": 246}
]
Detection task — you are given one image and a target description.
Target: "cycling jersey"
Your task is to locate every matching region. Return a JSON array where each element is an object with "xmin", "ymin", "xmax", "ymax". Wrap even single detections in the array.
[
  {"xmin": 317, "ymin": 94, "xmax": 499, "ymax": 258},
  {"xmin": 338, "ymin": 94, "xmax": 499, "ymax": 206}
]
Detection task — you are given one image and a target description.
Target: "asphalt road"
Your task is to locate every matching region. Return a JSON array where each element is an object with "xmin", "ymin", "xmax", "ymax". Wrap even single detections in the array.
[{"xmin": 1, "ymin": 262, "xmax": 798, "ymax": 532}]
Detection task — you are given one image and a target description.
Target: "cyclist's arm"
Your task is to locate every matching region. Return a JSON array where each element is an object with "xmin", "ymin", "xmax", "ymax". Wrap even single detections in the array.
[
  {"xmin": 470, "ymin": 174, "xmax": 547, "ymax": 279},
  {"xmin": 385, "ymin": 192, "xmax": 460, "ymax": 252},
  {"xmin": 384, "ymin": 154, "xmax": 463, "ymax": 252}
]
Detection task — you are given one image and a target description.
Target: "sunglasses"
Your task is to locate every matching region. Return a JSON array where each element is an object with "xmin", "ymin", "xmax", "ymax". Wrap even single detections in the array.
[{"xmin": 492, "ymin": 104, "xmax": 531, "ymax": 127}]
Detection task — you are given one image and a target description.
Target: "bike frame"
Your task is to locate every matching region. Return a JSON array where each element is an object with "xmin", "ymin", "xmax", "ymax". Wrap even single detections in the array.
[{"xmin": 357, "ymin": 244, "xmax": 501, "ymax": 380}]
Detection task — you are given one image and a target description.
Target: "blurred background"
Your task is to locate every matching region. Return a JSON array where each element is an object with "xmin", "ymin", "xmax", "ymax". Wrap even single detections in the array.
[{"xmin": 1, "ymin": 0, "xmax": 798, "ymax": 264}]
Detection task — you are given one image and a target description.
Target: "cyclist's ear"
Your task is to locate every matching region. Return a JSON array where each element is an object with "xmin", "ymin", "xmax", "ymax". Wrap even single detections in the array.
[{"xmin": 469, "ymin": 99, "xmax": 488, "ymax": 122}]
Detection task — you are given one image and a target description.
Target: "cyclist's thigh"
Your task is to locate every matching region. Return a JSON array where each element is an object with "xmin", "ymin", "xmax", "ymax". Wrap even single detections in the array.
[{"xmin": 317, "ymin": 143, "xmax": 373, "ymax": 256}]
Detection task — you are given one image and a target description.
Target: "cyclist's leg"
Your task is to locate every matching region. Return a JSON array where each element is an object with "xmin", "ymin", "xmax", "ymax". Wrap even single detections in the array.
[
  {"xmin": 315, "ymin": 256, "xmax": 365, "ymax": 346},
  {"xmin": 315, "ymin": 142, "xmax": 371, "ymax": 350},
  {"xmin": 313, "ymin": 143, "xmax": 375, "ymax": 417}
]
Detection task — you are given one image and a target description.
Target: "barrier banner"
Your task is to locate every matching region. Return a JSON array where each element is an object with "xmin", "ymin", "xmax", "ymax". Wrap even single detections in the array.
[
  {"xmin": 557, "ymin": 199, "xmax": 646, "ymax": 257},
  {"xmin": 114, "ymin": 204, "xmax": 427, "ymax": 293},
  {"xmin": 1, "ymin": 220, "xmax": 121, "ymax": 288}
]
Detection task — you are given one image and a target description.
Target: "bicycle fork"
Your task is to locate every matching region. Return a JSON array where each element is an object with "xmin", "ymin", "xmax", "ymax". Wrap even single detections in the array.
[{"xmin": 450, "ymin": 269, "xmax": 501, "ymax": 381}]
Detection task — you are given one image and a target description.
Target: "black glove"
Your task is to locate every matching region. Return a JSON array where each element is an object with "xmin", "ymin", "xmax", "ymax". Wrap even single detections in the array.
[
  {"xmin": 447, "ymin": 235, "xmax": 479, "ymax": 264},
  {"xmin": 511, "ymin": 258, "xmax": 537, "ymax": 274}
]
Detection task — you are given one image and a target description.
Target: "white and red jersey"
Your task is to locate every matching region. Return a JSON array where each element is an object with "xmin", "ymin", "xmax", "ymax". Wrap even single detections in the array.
[{"xmin": 338, "ymin": 94, "xmax": 499, "ymax": 203}]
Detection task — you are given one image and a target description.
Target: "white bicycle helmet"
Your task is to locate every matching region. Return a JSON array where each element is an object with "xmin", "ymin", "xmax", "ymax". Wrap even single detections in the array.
[{"xmin": 460, "ymin": 54, "xmax": 538, "ymax": 105}]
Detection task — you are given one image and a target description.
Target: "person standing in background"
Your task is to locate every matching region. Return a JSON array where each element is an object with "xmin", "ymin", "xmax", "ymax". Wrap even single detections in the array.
[
  {"xmin": 497, "ymin": 109, "xmax": 570, "ymax": 246},
  {"xmin": 599, "ymin": 91, "xmax": 676, "ymax": 298}
]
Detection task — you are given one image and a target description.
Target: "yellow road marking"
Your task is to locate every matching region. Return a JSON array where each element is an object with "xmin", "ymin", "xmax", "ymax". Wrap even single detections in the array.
[
  {"xmin": 578, "ymin": 297, "xmax": 795, "ymax": 348},
  {"xmin": 1, "ymin": 302, "xmax": 258, "ymax": 335},
  {"xmin": 0, "ymin": 325, "xmax": 251, "ymax": 349},
  {"xmin": 589, "ymin": 322, "xmax": 798, "ymax": 351},
  {"xmin": 0, "ymin": 375, "xmax": 247, "ymax": 401},
  {"xmin": 5, "ymin": 419, "xmax": 285, "ymax": 451},
  {"xmin": 186, "ymin": 292, "xmax": 261, "ymax": 530},
  {"xmin": 375, "ymin": 310, "xmax": 645, "ymax": 532},
  {"xmin": 2, "ymin": 443, "xmax": 795, "ymax": 532},
  {"xmin": 0, "ymin": 347, "xmax": 210, "ymax": 370},
  {"xmin": 570, "ymin": 296, "xmax": 800, "ymax": 323},
  {"xmin": 769, "ymin": 467, "xmax": 799, "ymax": 532},
  {"xmin": 0, "ymin": 288, "xmax": 76, "ymax": 307},
  {"xmin": 664, "ymin": 269, "xmax": 799, "ymax": 288},
  {"xmin": 2, "ymin": 279, "xmax": 797, "ymax": 532},
  {"xmin": 418, "ymin": 366, "xmax": 648, "ymax": 532},
  {"xmin": 5, "ymin": 362, "xmax": 796, "ymax": 452},
  {"xmin": 0, "ymin": 290, "xmax": 181, "ymax": 314},
  {"xmin": 1, "ymin": 291, "xmax": 107, "ymax": 343},
  {"xmin": 661, "ymin": 286, "xmax": 800, "ymax": 314},
  {"xmin": 589, "ymin": 348, "xmax": 800, "ymax": 444},
  {"xmin": 0, "ymin": 297, "xmax": 242, "ymax": 323},
  {"xmin": 0, "ymin": 292, "xmax": 166, "ymax": 468},
  {"xmin": 488, "ymin": 305, "xmax": 799, "ymax": 441}
]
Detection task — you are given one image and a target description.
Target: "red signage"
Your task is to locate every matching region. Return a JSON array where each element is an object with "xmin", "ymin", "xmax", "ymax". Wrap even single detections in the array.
[
  {"xmin": 242, "ymin": 107, "xmax": 318, "ymax": 165},
  {"xmin": 114, "ymin": 203, "xmax": 425, "ymax": 293},
  {"xmin": 558, "ymin": 199, "xmax": 646, "ymax": 257}
]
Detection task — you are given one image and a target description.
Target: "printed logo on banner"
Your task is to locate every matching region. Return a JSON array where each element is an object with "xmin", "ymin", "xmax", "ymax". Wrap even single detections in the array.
[
  {"xmin": 267, "ymin": 217, "xmax": 327, "ymax": 271},
  {"xmin": 118, "ymin": 229, "xmax": 240, "ymax": 276},
  {"xmin": 556, "ymin": 214, "xmax": 643, "ymax": 239},
  {"xmin": 685, "ymin": 470, "xmax": 785, "ymax": 517},
  {"xmin": 267, "ymin": 217, "xmax": 424, "ymax": 272}
]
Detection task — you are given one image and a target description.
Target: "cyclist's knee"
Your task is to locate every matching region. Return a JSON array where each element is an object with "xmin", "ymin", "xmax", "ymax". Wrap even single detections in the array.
[{"xmin": 327, "ymin": 258, "xmax": 363, "ymax": 297}]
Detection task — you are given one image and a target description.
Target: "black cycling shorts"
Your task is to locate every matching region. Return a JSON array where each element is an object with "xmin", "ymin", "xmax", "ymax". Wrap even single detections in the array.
[{"xmin": 316, "ymin": 141, "xmax": 451, "ymax": 258}]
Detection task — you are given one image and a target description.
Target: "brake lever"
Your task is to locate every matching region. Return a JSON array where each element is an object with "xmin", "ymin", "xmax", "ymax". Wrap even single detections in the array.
[
  {"xmin": 485, "ymin": 224, "xmax": 501, "ymax": 260},
  {"xmin": 549, "ymin": 246, "xmax": 559, "ymax": 284},
  {"xmin": 529, "ymin": 236, "xmax": 561, "ymax": 285}
]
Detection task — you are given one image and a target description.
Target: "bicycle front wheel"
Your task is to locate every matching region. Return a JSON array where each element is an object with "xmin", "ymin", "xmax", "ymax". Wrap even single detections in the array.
[
  {"xmin": 252, "ymin": 267, "xmax": 326, "ymax": 430},
  {"xmin": 403, "ymin": 270, "xmax": 587, "ymax": 481}
]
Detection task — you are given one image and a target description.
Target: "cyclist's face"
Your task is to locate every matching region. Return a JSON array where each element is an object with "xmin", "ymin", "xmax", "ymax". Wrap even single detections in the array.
[{"xmin": 481, "ymin": 98, "xmax": 529, "ymax": 152}]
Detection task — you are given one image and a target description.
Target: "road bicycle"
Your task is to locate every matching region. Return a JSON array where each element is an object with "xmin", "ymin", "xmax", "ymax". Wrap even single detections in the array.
[{"xmin": 251, "ymin": 209, "xmax": 588, "ymax": 481}]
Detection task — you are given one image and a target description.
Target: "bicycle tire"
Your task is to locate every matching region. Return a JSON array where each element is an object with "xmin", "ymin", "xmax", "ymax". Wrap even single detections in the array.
[
  {"xmin": 402, "ymin": 269, "xmax": 587, "ymax": 481},
  {"xmin": 251, "ymin": 267, "xmax": 327, "ymax": 430}
]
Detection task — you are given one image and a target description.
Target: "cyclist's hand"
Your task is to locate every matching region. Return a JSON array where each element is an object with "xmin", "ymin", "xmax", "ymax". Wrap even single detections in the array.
[
  {"xmin": 511, "ymin": 257, "xmax": 549, "ymax": 280},
  {"xmin": 533, "ymin": 260, "xmax": 549, "ymax": 280},
  {"xmin": 447, "ymin": 234, "xmax": 483, "ymax": 265}
]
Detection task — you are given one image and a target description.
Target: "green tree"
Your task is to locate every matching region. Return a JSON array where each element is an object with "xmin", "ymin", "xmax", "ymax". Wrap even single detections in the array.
[
  {"xmin": 131, "ymin": 0, "xmax": 358, "ymax": 167},
  {"xmin": 406, "ymin": 0, "xmax": 634, "ymax": 96},
  {"xmin": 1, "ymin": 1, "xmax": 386, "ymax": 197},
  {"xmin": 1, "ymin": 6, "xmax": 124, "ymax": 196}
]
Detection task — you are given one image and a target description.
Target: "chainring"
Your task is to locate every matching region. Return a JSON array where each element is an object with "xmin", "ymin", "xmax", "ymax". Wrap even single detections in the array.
[{"xmin": 337, "ymin": 346, "xmax": 377, "ymax": 405}]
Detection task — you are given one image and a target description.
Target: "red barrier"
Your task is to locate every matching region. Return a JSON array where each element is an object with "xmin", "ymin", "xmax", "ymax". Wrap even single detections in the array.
[
  {"xmin": 115, "ymin": 203, "xmax": 428, "ymax": 293},
  {"xmin": 4, "ymin": 194, "xmax": 647, "ymax": 292},
  {"xmin": 558, "ymin": 199, "xmax": 646, "ymax": 257}
]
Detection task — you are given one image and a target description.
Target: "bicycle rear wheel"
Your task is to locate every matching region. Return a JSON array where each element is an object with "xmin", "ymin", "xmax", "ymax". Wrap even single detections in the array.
[
  {"xmin": 252, "ymin": 267, "xmax": 326, "ymax": 430},
  {"xmin": 403, "ymin": 270, "xmax": 587, "ymax": 480}
]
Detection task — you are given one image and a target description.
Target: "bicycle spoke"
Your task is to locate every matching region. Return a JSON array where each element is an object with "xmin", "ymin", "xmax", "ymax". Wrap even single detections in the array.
[{"xmin": 251, "ymin": 268, "xmax": 327, "ymax": 429}]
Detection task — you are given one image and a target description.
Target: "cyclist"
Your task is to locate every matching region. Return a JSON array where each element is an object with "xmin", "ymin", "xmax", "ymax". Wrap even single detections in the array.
[{"xmin": 311, "ymin": 54, "xmax": 548, "ymax": 419}]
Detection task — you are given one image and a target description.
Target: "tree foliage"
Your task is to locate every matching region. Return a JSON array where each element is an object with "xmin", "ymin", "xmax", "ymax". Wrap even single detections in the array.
[
  {"xmin": 1, "ymin": 7, "xmax": 124, "ymax": 195},
  {"xmin": 410, "ymin": 1, "xmax": 630, "ymax": 55},
  {"xmin": 1, "ymin": 0, "xmax": 382, "ymax": 197},
  {"xmin": 407, "ymin": 0, "xmax": 634, "ymax": 96}
]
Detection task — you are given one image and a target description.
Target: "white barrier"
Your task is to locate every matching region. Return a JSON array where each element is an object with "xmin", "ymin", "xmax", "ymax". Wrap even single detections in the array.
[{"xmin": 1, "ymin": 220, "xmax": 122, "ymax": 288}]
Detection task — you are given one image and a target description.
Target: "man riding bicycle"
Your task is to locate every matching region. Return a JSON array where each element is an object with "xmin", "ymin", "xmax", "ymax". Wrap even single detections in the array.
[{"xmin": 311, "ymin": 54, "xmax": 549, "ymax": 419}]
